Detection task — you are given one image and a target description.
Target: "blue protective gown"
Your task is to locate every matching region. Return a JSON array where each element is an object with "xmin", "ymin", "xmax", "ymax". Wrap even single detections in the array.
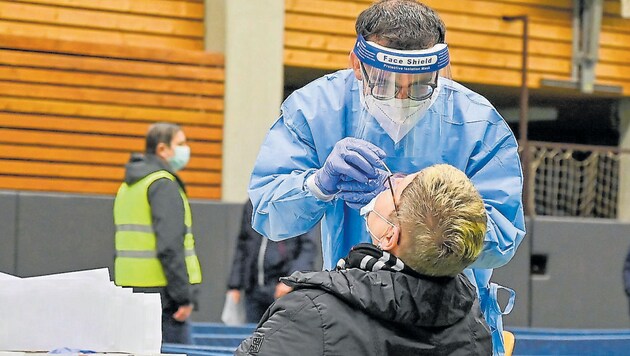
[{"xmin": 249, "ymin": 69, "xmax": 526, "ymax": 355}]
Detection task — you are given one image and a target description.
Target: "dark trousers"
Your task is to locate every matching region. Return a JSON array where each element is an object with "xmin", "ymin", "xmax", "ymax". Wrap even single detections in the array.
[
  {"xmin": 244, "ymin": 285, "xmax": 276, "ymax": 323},
  {"xmin": 161, "ymin": 310, "xmax": 192, "ymax": 345}
]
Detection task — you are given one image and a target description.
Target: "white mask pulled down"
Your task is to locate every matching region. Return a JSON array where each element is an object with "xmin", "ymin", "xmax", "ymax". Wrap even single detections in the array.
[{"xmin": 359, "ymin": 82, "xmax": 441, "ymax": 143}]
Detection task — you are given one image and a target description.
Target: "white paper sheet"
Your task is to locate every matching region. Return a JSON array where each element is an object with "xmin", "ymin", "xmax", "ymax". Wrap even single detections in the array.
[
  {"xmin": 0, "ymin": 269, "xmax": 161, "ymax": 353},
  {"xmin": 0, "ymin": 272, "xmax": 19, "ymax": 280}
]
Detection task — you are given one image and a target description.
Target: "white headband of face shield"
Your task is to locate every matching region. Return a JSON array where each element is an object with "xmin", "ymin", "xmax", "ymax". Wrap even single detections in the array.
[{"xmin": 353, "ymin": 35, "xmax": 450, "ymax": 74}]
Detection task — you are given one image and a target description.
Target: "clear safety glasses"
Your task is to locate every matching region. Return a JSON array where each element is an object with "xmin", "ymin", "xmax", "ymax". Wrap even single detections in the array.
[
  {"xmin": 364, "ymin": 163, "xmax": 399, "ymax": 242},
  {"xmin": 383, "ymin": 163, "xmax": 399, "ymax": 216},
  {"xmin": 360, "ymin": 62, "xmax": 438, "ymax": 101},
  {"xmin": 365, "ymin": 208, "xmax": 397, "ymax": 243}
]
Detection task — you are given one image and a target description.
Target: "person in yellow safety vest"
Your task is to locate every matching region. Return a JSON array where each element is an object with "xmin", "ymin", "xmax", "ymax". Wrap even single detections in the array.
[{"xmin": 114, "ymin": 122, "xmax": 202, "ymax": 345}]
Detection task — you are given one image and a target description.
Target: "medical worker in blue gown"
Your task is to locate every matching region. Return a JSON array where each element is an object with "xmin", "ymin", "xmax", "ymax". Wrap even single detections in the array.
[{"xmin": 249, "ymin": 1, "xmax": 525, "ymax": 354}]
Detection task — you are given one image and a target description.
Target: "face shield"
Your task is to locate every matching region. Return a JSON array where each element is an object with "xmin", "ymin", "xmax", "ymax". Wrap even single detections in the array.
[{"xmin": 353, "ymin": 35, "xmax": 451, "ymax": 150}]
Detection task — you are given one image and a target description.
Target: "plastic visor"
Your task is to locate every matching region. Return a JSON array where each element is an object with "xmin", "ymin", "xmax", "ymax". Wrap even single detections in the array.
[
  {"xmin": 360, "ymin": 62, "xmax": 438, "ymax": 101},
  {"xmin": 355, "ymin": 76, "xmax": 448, "ymax": 154},
  {"xmin": 353, "ymin": 35, "xmax": 450, "ymax": 74}
]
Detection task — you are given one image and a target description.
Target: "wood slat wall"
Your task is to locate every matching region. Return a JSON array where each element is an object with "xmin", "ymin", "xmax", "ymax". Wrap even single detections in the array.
[
  {"xmin": 284, "ymin": 0, "xmax": 630, "ymax": 95},
  {"xmin": 0, "ymin": 34, "xmax": 224, "ymax": 199},
  {"xmin": 0, "ymin": 0, "xmax": 204, "ymax": 50}
]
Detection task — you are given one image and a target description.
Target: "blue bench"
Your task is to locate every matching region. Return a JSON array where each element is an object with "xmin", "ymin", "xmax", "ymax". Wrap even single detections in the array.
[
  {"xmin": 192, "ymin": 334, "xmax": 250, "ymax": 347},
  {"xmin": 161, "ymin": 322, "xmax": 255, "ymax": 355},
  {"xmin": 191, "ymin": 322, "xmax": 256, "ymax": 335},
  {"xmin": 181, "ymin": 323, "xmax": 630, "ymax": 355},
  {"xmin": 162, "ymin": 343, "xmax": 235, "ymax": 356},
  {"xmin": 509, "ymin": 328, "xmax": 630, "ymax": 355}
]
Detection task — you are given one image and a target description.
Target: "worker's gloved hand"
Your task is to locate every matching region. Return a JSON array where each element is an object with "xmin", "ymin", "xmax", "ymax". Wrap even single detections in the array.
[
  {"xmin": 313, "ymin": 138, "xmax": 386, "ymax": 195},
  {"xmin": 337, "ymin": 169, "xmax": 389, "ymax": 210}
]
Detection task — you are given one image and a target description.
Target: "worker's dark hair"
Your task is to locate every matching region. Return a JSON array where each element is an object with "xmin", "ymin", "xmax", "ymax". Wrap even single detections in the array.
[
  {"xmin": 145, "ymin": 122, "xmax": 181, "ymax": 154},
  {"xmin": 355, "ymin": 0, "xmax": 445, "ymax": 50}
]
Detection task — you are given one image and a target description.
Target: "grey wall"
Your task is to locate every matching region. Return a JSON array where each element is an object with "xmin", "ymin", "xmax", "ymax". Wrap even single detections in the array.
[
  {"xmin": 530, "ymin": 216, "xmax": 630, "ymax": 328},
  {"xmin": 15, "ymin": 192, "xmax": 116, "ymax": 277},
  {"xmin": 0, "ymin": 191, "xmax": 17, "ymax": 274},
  {"xmin": 492, "ymin": 216, "xmax": 630, "ymax": 329},
  {"xmin": 1, "ymin": 191, "xmax": 629, "ymax": 327},
  {"xmin": 189, "ymin": 201, "xmax": 244, "ymax": 321}
]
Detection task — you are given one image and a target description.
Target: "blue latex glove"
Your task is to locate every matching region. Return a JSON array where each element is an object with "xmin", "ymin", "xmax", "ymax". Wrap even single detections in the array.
[
  {"xmin": 314, "ymin": 138, "xmax": 386, "ymax": 195},
  {"xmin": 337, "ymin": 169, "xmax": 389, "ymax": 210}
]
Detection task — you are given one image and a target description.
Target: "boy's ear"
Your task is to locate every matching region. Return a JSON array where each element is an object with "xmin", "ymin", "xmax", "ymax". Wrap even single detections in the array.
[{"xmin": 380, "ymin": 225, "xmax": 400, "ymax": 251}]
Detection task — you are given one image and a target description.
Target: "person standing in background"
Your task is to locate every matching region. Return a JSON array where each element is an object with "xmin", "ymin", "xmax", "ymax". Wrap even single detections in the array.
[
  {"xmin": 113, "ymin": 122, "xmax": 202, "ymax": 344},
  {"xmin": 226, "ymin": 200, "xmax": 317, "ymax": 323}
]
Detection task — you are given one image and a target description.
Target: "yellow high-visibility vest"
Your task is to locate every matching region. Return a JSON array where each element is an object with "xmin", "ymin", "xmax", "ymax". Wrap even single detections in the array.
[{"xmin": 114, "ymin": 170, "xmax": 202, "ymax": 287}]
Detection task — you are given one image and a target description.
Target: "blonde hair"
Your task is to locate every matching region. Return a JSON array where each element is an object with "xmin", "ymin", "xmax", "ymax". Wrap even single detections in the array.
[{"xmin": 395, "ymin": 164, "xmax": 486, "ymax": 277}]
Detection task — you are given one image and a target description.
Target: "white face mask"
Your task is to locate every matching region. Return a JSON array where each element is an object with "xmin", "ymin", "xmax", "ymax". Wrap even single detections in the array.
[
  {"xmin": 359, "ymin": 83, "xmax": 440, "ymax": 143},
  {"xmin": 168, "ymin": 145, "xmax": 190, "ymax": 172},
  {"xmin": 360, "ymin": 195, "xmax": 378, "ymax": 217},
  {"xmin": 360, "ymin": 194, "xmax": 397, "ymax": 249}
]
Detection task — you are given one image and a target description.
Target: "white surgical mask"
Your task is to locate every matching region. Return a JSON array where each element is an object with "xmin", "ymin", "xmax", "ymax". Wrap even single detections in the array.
[
  {"xmin": 359, "ymin": 83, "xmax": 440, "ymax": 143},
  {"xmin": 360, "ymin": 195, "xmax": 378, "ymax": 217},
  {"xmin": 360, "ymin": 194, "xmax": 397, "ymax": 249},
  {"xmin": 168, "ymin": 145, "xmax": 190, "ymax": 172}
]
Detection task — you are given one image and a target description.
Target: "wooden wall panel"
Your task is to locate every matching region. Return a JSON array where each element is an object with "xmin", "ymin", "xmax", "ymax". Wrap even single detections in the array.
[
  {"xmin": 284, "ymin": 0, "xmax": 630, "ymax": 96},
  {"xmin": 0, "ymin": 34, "xmax": 224, "ymax": 199},
  {"xmin": 0, "ymin": 0, "xmax": 204, "ymax": 50}
]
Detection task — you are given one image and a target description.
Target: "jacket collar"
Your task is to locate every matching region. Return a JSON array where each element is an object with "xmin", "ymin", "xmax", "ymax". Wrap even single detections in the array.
[{"xmin": 282, "ymin": 244, "xmax": 477, "ymax": 328}]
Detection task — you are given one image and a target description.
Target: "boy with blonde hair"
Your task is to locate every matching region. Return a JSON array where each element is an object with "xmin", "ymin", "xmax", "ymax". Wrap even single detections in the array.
[{"xmin": 237, "ymin": 164, "xmax": 491, "ymax": 355}]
